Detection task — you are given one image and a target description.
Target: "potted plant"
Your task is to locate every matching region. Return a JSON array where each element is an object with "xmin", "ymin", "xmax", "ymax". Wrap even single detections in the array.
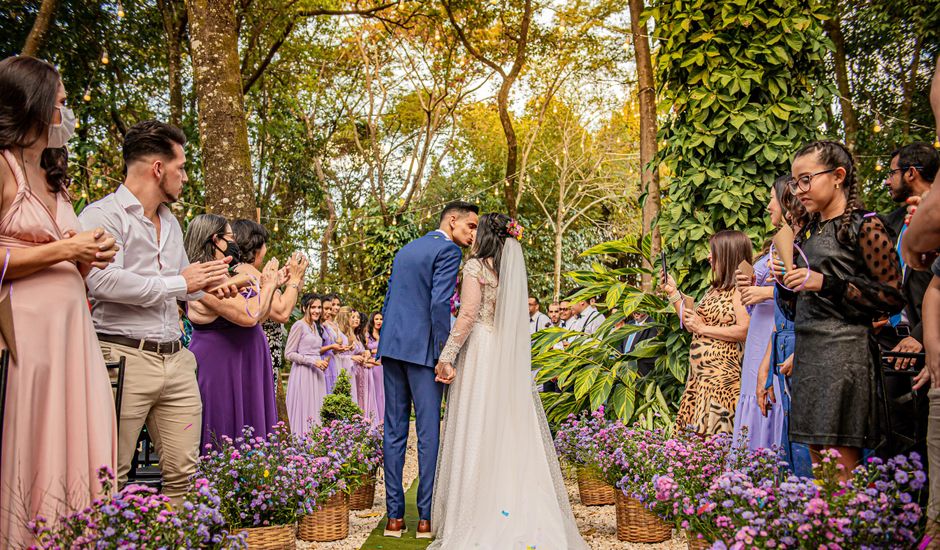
[
  {"xmin": 555, "ymin": 408, "xmax": 617, "ymax": 505},
  {"xmin": 607, "ymin": 425, "xmax": 674, "ymax": 543},
  {"xmin": 199, "ymin": 423, "xmax": 336, "ymax": 549},
  {"xmin": 29, "ymin": 466, "xmax": 245, "ymax": 548}
]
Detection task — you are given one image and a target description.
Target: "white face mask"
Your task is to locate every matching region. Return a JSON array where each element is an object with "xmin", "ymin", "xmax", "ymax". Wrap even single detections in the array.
[{"xmin": 47, "ymin": 106, "xmax": 76, "ymax": 149}]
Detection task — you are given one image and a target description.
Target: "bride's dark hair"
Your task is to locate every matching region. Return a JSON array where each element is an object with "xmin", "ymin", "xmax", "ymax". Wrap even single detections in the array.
[{"xmin": 471, "ymin": 213, "xmax": 513, "ymax": 279}]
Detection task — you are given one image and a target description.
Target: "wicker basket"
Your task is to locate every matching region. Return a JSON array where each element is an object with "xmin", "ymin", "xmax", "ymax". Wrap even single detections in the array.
[
  {"xmin": 686, "ymin": 531, "xmax": 711, "ymax": 550},
  {"xmin": 576, "ymin": 466, "xmax": 616, "ymax": 506},
  {"xmin": 239, "ymin": 524, "xmax": 296, "ymax": 549},
  {"xmin": 297, "ymin": 492, "xmax": 349, "ymax": 542},
  {"xmin": 614, "ymin": 491, "xmax": 672, "ymax": 543},
  {"xmin": 349, "ymin": 473, "xmax": 377, "ymax": 510}
]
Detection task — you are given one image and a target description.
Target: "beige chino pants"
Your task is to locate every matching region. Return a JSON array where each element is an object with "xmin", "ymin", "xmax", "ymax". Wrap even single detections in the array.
[{"xmin": 102, "ymin": 342, "xmax": 202, "ymax": 506}]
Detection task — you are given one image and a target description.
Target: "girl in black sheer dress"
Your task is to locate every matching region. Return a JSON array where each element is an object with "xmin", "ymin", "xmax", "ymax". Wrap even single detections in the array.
[{"xmin": 772, "ymin": 141, "xmax": 905, "ymax": 479}]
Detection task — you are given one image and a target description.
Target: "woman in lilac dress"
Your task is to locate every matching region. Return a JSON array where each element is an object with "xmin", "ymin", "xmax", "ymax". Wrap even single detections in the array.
[
  {"xmin": 285, "ymin": 294, "xmax": 330, "ymax": 436},
  {"xmin": 731, "ymin": 178, "xmax": 787, "ymax": 451},
  {"xmin": 184, "ymin": 215, "xmax": 281, "ymax": 451},
  {"xmin": 349, "ymin": 308, "xmax": 380, "ymax": 425},
  {"xmin": 334, "ymin": 307, "xmax": 362, "ymax": 404},
  {"xmin": 320, "ymin": 293, "xmax": 343, "ymax": 392},
  {"xmin": 365, "ymin": 312, "xmax": 384, "ymax": 425}
]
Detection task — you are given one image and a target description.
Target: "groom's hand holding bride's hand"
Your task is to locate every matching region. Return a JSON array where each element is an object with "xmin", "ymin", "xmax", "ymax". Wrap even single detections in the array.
[{"xmin": 435, "ymin": 362, "xmax": 456, "ymax": 384}]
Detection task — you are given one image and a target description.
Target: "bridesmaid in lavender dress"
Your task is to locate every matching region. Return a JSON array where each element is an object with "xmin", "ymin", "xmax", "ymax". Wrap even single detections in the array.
[
  {"xmin": 334, "ymin": 307, "xmax": 361, "ymax": 404},
  {"xmin": 731, "ymin": 179, "xmax": 787, "ymax": 451},
  {"xmin": 285, "ymin": 294, "xmax": 330, "ymax": 436},
  {"xmin": 349, "ymin": 309, "xmax": 380, "ymax": 425},
  {"xmin": 365, "ymin": 312, "xmax": 384, "ymax": 425},
  {"xmin": 321, "ymin": 293, "xmax": 343, "ymax": 393}
]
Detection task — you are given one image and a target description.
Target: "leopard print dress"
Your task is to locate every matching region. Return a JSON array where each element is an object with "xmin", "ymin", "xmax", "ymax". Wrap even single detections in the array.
[{"xmin": 675, "ymin": 288, "xmax": 743, "ymax": 436}]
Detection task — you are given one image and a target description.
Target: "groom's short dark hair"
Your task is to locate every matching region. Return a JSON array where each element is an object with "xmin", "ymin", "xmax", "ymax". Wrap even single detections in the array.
[{"xmin": 440, "ymin": 201, "xmax": 479, "ymax": 223}]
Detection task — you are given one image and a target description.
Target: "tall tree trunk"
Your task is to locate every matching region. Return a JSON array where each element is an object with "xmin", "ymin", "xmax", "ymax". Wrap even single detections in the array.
[
  {"xmin": 553, "ymin": 225, "xmax": 563, "ymax": 302},
  {"xmin": 498, "ymin": 77, "xmax": 520, "ymax": 218},
  {"xmin": 629, "ymin": 0, "xmax": 661, "ymax": 291},
  {"xmin": 900, "ymin": 33, "xmax": 924, "ymax": 139},
  {"xmin": 823, "ymin": 3, "xmax": 859, "ymax": 150},
  {"xmin": 187, "ymin": 0, "xmax": 256, "ymax": 219},
  {"xmin": 22, "ymin": 0, "xmax": 59, "ymax": 57},
  {"xmin": 158, "ymin": 0, "xmax": 186, "ymax": 127},
  {"xmin": 319, "ymin": 194, "xmax": 336, "ymax": 284}
]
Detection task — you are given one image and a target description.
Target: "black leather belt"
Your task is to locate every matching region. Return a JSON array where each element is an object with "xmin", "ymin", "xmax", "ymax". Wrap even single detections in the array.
[{"xmin": 97, "ymin": 333, "xmax": 183, "ymax": 355}]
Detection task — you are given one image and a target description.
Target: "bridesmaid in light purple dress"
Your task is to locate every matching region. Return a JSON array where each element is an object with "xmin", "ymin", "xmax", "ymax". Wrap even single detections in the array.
[
  {"xmin": 365, "ymin": 312, "xmax": 384, "ymax": 425},
  {"xmin": 334, "ymin": 307, "xmax": 360, "ymax": 402},
  {"xmin": 349, "ymin": 309, "xmax": 380, "ymax": 425},
  {"xmin": 731, "ymin": 186, "xmax": 787, "ymax": 451},
  {"xmin": 321, "ymin": 293, "xmax": 342, "ymax": 393},
  {"xmin": 285, "ymin": 294, "xmax": 330, "ymax": 436}
]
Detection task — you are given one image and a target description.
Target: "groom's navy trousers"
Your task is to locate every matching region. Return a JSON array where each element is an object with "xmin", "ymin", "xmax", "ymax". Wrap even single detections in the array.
[{"xmin": 383, "ymin": 357, "xmax": 444, "ymax": 520}]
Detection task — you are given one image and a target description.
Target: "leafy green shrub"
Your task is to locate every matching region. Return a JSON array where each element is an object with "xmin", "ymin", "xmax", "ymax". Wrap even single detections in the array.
[
  {"xmin": 533, "ymin": 235, "xmax": 687, "ymax": 431},
  {"xmin": 321, "ymin": 370, "xmax": 363, "ymax": 423}
]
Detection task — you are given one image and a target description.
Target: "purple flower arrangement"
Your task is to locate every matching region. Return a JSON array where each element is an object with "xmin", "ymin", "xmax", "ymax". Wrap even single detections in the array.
[
  {"xmin": 556, "ymin": 410, "xmax": 924, "ymax": 548},
  {"xmin": 302, "ymin": 415, "xmax": 383, "ymax": 492},
  {"xmin": 28, "ymin": 466, "xmax": 246, "ymax": 549},
  {"xmin": 198, "ymin": 422, "xmax": 343, "ymax": 529}
]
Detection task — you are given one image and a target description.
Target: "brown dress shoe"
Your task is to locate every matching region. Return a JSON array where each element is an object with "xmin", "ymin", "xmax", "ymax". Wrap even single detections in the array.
[
  {"xmin": 384, "ymin": 517, "xmax": 407, "ymax": 538},
  {"xmin": 416, "ymin": 519, "xmax": 432, "ymax": 539}
]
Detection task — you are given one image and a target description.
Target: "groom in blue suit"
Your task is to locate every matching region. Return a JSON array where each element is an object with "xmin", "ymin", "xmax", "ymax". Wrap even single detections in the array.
[{"xmin": 378, "ymin": 201, "xmax": 478, "ymax": 539}]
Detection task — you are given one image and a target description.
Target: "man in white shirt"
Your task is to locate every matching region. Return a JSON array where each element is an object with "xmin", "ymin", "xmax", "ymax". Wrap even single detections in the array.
[
  {"xmin": 569, "ymin": 297, "xmax": 606, "ymax": 334},
  {"xmin": 528, "ymin": 296, "xmax": 552, "ymax": 335},
  {"xmin": 80, "ymin": 121, "xmax": 235, "ymax": 506},
  {"xmin": 558, "ymin": 300, "xmax": 573, "ymax": 329},
  {"xmin": 548, "ymin": 302, "xmax": 561, "ymax": 326}
]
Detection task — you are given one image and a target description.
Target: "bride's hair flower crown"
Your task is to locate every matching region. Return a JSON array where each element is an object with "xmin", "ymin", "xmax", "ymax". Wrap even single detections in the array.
[{"xmin": 506, "ymin": 218, "xmax": 524, "ymax": 240}]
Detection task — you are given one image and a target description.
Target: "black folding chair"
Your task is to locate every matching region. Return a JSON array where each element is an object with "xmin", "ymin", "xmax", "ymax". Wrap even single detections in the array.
[
  {"xmin": 0, "ymin": 349, "xmax": 8, "ymax": 458},
  {"xmin": 105, "ymin": 357, "xmax": 126, "ymax": 434},
  {"xmin": 879, "ymin": 350, "xmax": 927, "ymax": 458},
  {"xmin": 127, "ymin": 426, "xmax": 163, "ymax": 490}
]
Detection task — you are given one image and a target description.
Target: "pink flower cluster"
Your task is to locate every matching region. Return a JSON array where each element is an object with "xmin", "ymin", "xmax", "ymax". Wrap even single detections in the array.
[{"xmin": 28, "ymin": 466, "xmax": 245, "ymax": 548}]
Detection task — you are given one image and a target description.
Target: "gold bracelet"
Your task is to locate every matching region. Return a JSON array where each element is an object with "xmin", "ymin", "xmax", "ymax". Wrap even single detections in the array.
[{"xmin": 669, "ymin": 292, "xmax": 682, "ymax": 303}]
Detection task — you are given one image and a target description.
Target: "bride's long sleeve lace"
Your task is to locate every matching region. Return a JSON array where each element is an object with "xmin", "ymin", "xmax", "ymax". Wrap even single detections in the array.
[{"xmin": 439, "ymin": 260, "xmax": 484, "ymax": 364}]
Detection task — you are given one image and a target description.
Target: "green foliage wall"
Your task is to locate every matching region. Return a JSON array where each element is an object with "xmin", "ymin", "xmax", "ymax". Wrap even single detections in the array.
[{"xmin": 652, "ymin": 0, "xmax": 834, "ymax": 293}]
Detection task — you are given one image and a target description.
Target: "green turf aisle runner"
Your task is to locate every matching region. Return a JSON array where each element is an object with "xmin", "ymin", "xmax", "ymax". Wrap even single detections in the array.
[{"xmin": 359, "ymin": 480, "xmax": 432, "ymax": 550}]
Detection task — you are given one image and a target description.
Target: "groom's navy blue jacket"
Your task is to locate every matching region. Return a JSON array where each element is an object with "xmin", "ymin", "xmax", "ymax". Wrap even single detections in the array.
[{"xmin": 377, "ymin": 231, "xmax": 462, "ymax": 368}]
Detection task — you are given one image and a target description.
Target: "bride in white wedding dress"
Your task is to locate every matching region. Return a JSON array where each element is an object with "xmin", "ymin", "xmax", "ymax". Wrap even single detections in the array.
[{"xmin": 429, "ymin": 214, "xmax": 588, "ymax": 550}]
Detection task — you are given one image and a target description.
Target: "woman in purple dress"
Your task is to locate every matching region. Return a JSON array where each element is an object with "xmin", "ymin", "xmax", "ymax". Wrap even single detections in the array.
[
  {"xmin": 349, "ymin": 308, "xmax": 380, "ymax": 425},
  {"xmin": 320, "ymin": 293, "xmax": 344, "ymax": 392},
  {"xmin": 334, "ymin": 307, "xmax": 362, "ymax": 405},
  {"xmin": 732, "ymin": 178, "xmax": 789, "ymax": 451},
  {"xmin": 365, "ymin": 312, "xmax": 384, "ymax": 425},
  {"xmin": 184, "ymin": 215, "xmax": 281, "ymax": 451},
  {"xmin": 285, "ymin": 294, "xmax": 330, "ymax": 436}
]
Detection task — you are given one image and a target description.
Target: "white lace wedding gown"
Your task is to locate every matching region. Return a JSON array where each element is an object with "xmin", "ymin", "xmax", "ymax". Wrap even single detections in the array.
[{"xmin": 429, "ymin": 240, "xmax": 588, "ymax": 550}]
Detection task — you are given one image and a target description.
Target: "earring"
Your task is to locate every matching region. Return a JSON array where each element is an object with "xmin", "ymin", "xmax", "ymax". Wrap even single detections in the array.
[{"xmin": 835, "ymin": 184, "xmax": 840, "ymax": 189}]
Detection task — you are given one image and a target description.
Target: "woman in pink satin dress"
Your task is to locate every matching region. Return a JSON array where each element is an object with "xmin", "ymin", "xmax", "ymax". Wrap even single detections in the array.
[{"xmin": 0, "ymin": 56, "xmax": 118, "ymax": 547}]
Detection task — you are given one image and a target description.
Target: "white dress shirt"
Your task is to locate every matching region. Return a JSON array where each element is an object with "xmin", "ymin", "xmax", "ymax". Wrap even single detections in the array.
[
  {"xmin": 80, "ymin": 185, "xmax": 198, "ymax": 341},
  {"xmin": 569, "ymin": 306, "xmax": 605, "ymax": 335},
  {"xmin": 529, "ymin": 311, "xmax": 552, "ymax": 335}
]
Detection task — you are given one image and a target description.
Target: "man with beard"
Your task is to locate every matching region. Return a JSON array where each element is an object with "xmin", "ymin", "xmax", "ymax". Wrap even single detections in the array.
[
  {"xmin": 79, "ymin": 121, "xmax": 237, "ymax": 505},
  {"xmin": 881, "ymin": 142, "xmax": 939, "ymax": 369}
]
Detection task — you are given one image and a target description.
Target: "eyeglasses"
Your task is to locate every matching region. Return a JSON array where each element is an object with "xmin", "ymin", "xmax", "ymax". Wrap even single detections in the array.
[
  {"xmin": 786, "ymin": 168, "xmax": 837, "ymax": 192},
  {"xmin": 886, "ymin": 165, "xmax": 922, "ymax": 179}
]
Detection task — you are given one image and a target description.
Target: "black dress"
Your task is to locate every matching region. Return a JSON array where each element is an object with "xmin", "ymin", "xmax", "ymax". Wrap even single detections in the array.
[{"xmin": 776, "ymin": 211, "xmax": 905, "ymax": 448}]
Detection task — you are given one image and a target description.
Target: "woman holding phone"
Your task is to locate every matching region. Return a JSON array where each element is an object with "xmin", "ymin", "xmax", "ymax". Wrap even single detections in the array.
[{"xmin": 661, "ymin": 230, "xmax": 752, "ymax": 435}]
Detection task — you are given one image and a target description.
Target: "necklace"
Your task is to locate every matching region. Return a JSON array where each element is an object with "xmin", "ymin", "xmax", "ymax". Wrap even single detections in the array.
[{"xmin": 816, "ymin": 217, "xmax": 836, "ymax": 235}]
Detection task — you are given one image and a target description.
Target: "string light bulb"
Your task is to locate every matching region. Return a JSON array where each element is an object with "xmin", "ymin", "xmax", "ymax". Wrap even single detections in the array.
[
  {"xmin": 875, "ymin": 161, "xmax": 883, "ymax": 172},
  {"xmin": 873, "ymin": 121, "xmax": 882, "ymax": 134},
  {"xmin": 117, "ymin": 1, "xmax": 125, "ymax": 18},
  {"xmin": 101, "ymin": 50, "xmax": 110, "ymax": 65},
  {"xmin": 274, "ymin": 221, "xmax": 279, "ymax": 232},
  {"xmin": 83, "ymin": 91, "xmax": 91, "ymax": 102},
  {"xmin": 934, "ymin": 137, "xmax": 940, "ymax": 150}
]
